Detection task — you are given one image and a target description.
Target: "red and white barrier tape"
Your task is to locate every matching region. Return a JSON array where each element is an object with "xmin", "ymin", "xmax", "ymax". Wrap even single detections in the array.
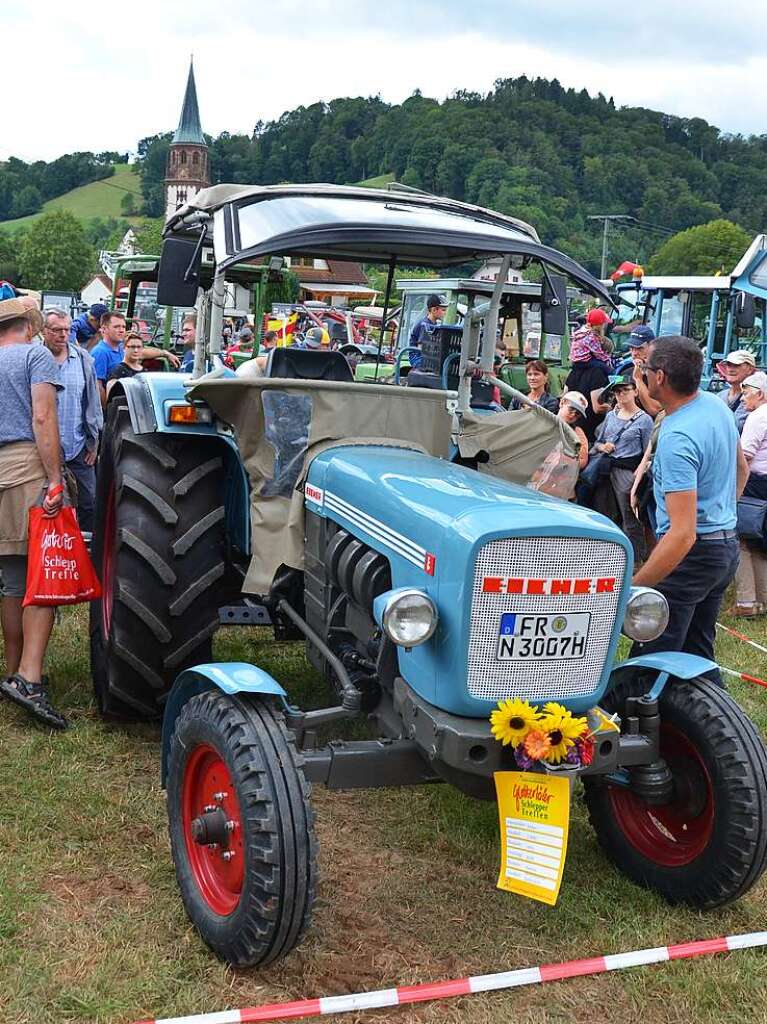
[
  {"xmin": 134, "ymin": 931, "xmax": 767, "ymax": 1024},
  {"xmin": 720, "ymin": 666, "xmax": 767, "ymax": 690},
  {"xmin": 717, "ymin": 620, "xmax": 767, "ymax": 657}
]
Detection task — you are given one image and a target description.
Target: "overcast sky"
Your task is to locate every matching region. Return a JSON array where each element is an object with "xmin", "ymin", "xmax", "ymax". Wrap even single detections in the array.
[{"xmin": 4, "ymin": 0, "xmax": 766, "ymax": 162}]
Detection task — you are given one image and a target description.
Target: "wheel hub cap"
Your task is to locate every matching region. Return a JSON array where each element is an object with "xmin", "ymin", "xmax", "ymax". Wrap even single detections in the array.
[
  {"xmin": 609, "ymin": 724, "xmax": 714, "ymax": 867},
  {"xmin": 191, "ymin": 806, "xmax": 230, "ymax": 846},
  {"xmin": 181, "ymin": 744, "xmax": 244, "ymax": 915}
]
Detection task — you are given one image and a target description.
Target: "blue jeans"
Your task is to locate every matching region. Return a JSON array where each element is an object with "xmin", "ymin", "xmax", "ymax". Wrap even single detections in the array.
[
  {"xmin": 630, "ymin": 536, "xmax": 739, "ymax": 686},
  {"xmin": 67, "ymin": 446, "xmax": 96, "ymax": 534}
]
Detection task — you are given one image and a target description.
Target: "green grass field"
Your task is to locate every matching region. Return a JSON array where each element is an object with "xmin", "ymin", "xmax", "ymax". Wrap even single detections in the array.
[
  {"xmin": 1, "ymin": 165, "xmax": 143, "ymax": 231},
  {"xmin": 357, "ymin": 173, "xmax": 396, "ymax": 189},
  {"xmin": 0, "ymin": 607, "xmax": 765, "ymax": 1024}
]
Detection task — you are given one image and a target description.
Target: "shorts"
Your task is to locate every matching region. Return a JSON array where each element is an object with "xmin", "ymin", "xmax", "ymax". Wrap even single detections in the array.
[{"xmin": 0, "ymin": 554, "xmax": 27, "ymax": 598}]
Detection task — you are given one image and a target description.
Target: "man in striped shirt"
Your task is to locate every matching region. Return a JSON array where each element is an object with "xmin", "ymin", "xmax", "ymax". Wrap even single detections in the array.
[{"xmin": 41, "ymin": 308, "xmax": 103, "ymax": 532}]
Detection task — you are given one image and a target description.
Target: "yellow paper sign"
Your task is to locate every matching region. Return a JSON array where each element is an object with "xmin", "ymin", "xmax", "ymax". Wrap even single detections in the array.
[{"xmin": 494, "ymin": 771, "xmax": 571, "ymax": 906}]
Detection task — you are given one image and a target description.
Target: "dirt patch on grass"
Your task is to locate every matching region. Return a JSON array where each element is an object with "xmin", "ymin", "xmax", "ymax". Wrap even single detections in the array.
[{"xmin": 39, "ymin": 872, "xmax": 152, "ymax": 926}]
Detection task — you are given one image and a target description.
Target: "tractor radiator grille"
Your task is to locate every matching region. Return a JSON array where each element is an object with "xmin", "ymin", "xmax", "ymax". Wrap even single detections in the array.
[{"xmin": 467, "ymin": 536, "xmax": 627, "ymax": 703}]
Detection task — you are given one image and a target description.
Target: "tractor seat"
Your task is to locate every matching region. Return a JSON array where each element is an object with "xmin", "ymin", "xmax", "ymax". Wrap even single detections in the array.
[{"xmin": 265, "ymin": 347, "xmax": 354, "ymax": 383}]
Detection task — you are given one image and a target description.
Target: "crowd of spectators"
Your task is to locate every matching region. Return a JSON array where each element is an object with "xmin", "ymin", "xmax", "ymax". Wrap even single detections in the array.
[
  {"xmin": 0, "ymin": 285, "xmax": 762, "ymax": 729},
  {"xmin": 503, "ymin": 321, "xmax": 756, "ymax": 674},
  {"xmin": 0, "ymin": 300, "xmax": 184, "ymax": 730}
]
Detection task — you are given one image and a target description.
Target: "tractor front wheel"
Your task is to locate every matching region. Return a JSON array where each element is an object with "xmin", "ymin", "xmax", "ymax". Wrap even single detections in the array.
[
  {"xmin": 166, "ymin": 690, "xmax": 317, "ymax": 966},
  {"xmin": 584, "ymin": 675, "xmax": 767, "ymax": 907}
]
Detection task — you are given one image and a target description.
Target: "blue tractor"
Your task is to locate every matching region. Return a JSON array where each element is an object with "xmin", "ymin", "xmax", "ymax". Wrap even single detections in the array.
[{"xmin": 92, "ymin": 184, "xmax": 767, "ymax": 967}]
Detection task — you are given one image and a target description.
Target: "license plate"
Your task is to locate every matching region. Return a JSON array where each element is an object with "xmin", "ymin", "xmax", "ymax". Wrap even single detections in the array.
[{"xmin": 496, "ymin": 612, "xmax": 590, "ymax": 661}]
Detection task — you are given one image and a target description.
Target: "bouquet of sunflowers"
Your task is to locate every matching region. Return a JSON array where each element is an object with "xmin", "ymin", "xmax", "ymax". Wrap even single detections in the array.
[{"xmin": 489, "ymin": 698, "xmax": 594, "ymax": 770}]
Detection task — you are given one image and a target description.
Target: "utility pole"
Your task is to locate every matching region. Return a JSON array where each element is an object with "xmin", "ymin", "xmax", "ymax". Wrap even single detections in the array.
[
  {"xmin": 588, "ymin": 215, "xmax": 674, "ymax": 278},
  {"xmin": 588, "ymin": 215, "xmax": 634, "ymax": 279}
]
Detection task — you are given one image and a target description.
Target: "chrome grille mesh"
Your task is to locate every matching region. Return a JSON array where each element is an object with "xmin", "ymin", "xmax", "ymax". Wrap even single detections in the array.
[{"xmin": 468, "ymin": 536, "xmax": 627, "ymax": 702}]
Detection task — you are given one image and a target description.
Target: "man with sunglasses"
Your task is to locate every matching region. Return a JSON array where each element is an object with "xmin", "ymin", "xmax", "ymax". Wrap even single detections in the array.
[
  {"xmin": 631, "ymin": 335, "xmax": 748, "ymax": 685},
  {"xmin": 41, "ymin": 308, "xmax": 103, "ymax": 533}
]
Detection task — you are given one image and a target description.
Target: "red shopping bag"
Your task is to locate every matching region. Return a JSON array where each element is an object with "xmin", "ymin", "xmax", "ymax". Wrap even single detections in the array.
[{"xmin": 23, "ymin": 505, "xmax": 102, "ymax": 607}]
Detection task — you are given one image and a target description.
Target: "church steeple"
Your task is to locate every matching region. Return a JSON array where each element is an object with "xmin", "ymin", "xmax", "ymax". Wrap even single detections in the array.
[
  {"xmin": 165, "ymin": 59, "xmax": 210, "ymax": 218},
  {"xmin": 173, "ymin": 59, "xmax": 205, "ymax": 146}
]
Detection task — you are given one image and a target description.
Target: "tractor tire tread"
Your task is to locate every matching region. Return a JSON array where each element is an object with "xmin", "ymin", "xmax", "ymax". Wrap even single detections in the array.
[
  {"xmin": 173, "ymin": 457, "xmax": 224, "ymax": 497},
  {"xmin": 90, "ymin": 402, "xmax": 228, "ymax": 717}
]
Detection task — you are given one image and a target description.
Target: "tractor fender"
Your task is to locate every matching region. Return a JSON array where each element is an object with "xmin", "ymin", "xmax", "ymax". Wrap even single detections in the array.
[
  {"xmin": 614, "ymin": 652, "xmax": 717, "ymax": 679},
  {"xmin": 608, "ymin": 652, "xmax": 718, "ymax": 701},
  {"xmin": 109, "ymin": 372, "xmax": 239, "ymax": 443},
  {"xmin": 109, "ymin": 375, "xmax": 158, "ymax": 433},
  {"xmin": 161, "ymin": 663, "xmax": 287, "ymax": 785}
]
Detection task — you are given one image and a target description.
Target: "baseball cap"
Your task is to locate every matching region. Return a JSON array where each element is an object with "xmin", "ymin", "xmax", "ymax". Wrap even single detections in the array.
[
  {"xmin": 627, "ymin": 325, "xmax": 655, "ymax": 347},
  {"xmin": 586, "ymin": 308, "xmax": 611, "ymax": 327},
  {"xmin": 723, "ymin": 349, "xmax": 756, "ymax": 367},
  {"xmin": 239, "ymin": 326, "xmax": 254, "ymax": 341},
  {"xmin": 560, "ymin": 390, "xmax": 588, "ymax": 420},
  {"xmin": 599, "ymin": 373, "xmax": 636, "ymax": 404},
  {"xmin": 90, "ymin": 302, "xmax": 109, "ymax": 321},
  {"xmin": 304, "ymin": 326, "xmax": 324, "ymax": 349},
  {"xmin": 427, "ymin": 293, "xmax": 448, "ymax": 310},
  {"xmin": 742, "ymin": 370, "xmax": 767, "ymax": 395}
]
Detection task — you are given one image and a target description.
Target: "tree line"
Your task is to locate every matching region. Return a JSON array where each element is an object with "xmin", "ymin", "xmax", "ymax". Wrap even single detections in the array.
[
  {"xmin": 136, "ymin": 76, "xmax": 767, "ymax": 275},
  {"xmin": 0, "ymin": 152, "xmax": 124, "ymax": 222}
]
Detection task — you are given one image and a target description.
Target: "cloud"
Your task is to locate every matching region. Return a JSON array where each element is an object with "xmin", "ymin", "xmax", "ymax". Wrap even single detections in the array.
[{"xmin": 2, "ymin": 0, "xmax": 766, "ymax": 164}]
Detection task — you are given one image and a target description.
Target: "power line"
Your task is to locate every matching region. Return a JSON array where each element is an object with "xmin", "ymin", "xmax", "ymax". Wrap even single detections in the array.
[
  {"xmin": 588, "ymin": 213, "xmax": 675, "ymax": 276},
  {"xmin": 587, "ymin": 215, "xmax": 633, "ymax": 278}
]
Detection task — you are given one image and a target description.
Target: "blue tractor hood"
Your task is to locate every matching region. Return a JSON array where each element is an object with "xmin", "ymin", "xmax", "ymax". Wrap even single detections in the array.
[
  {"xmin": 306, "ymin": 445, "xmax": 632, "ymax": 716},
  {"xmin": 307, "ymin": 445, "xmax": 626, "ymax": 564}
]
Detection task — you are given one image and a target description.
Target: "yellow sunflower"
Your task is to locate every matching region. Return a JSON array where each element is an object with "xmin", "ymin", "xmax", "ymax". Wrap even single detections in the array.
[
  {"xmin": 490, "ymin": 698, "xmax": 539, "ymax": 747},
  {"xmin": 538, "ymin": 706, "xmax": 589, "ymax": 764}
]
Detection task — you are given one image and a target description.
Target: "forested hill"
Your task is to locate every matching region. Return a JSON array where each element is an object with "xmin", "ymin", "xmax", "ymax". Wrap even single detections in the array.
[
  {"xmin": 137, "ymin": 76, "xmax": 767, "ymax": 274},
  {"xmin": 0, "ymin": 152, "xmax": 124, "ymax": 222}
]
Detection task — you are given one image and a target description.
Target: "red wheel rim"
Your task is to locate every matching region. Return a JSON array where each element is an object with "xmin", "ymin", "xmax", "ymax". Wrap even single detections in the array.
[
  {"xmin": 609, "ymin": 724, "xmax": 714, "ymax": 867},
  {"xmin": 101, "ymin": 481, "xmax": 116, "ymax": 636},
  {"xmin": 181, "ymin": 744, "xmax": 244, "ymax": 915}
]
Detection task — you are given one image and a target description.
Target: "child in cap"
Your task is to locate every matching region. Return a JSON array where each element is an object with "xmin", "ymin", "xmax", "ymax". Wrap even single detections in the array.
[{"xmin": 558, "ymin": 391, "xmax": 589, "ymax": 468}]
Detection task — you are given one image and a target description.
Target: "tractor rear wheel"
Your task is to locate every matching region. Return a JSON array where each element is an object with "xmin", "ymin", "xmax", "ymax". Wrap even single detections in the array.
[
  {"xmin": 584, "ymin": 674, "xmax": 767, "ymax": 908},
  {"xmin": 90, "ymin": 400, "xmax": 227, "ymax": 717},
  {"xmin": 166, "ymin": 690, "xmax": 317, "ymax": 966}
]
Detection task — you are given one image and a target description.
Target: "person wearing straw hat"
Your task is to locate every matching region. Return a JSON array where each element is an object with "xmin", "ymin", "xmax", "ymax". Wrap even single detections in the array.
[{"xmin": 0, "ymin": 298, "xmax": 67, "ymax": 729}]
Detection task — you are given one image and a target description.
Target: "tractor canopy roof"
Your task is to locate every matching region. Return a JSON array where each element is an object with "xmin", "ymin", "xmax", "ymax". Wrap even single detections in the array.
[{"xmin": 164, "ymin": 182, "xmax": 613, "ymax": 304}]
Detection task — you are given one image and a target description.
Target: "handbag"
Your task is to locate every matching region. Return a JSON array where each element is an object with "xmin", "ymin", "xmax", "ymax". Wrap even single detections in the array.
[
  {"xmin": 577, "ymin": 413, "xmax": 641, "ymax": 500},
  {"xmin": 635, "ymin": 467, "xmax": 654, "ymax": 515},
  {"xmin": 23, "ymin": 490, "xmax": 102, "ymax": 607},
  {"xmin": 577, "ymin": 451, "xmax": 613, "ymax": 493},
  {"xmin": 736, "ymin": 496, "xmax": 767, "ymax": 544}
]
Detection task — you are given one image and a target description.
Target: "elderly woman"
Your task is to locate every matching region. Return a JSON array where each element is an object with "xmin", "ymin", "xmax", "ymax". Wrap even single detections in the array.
[
  {"xmin": 734, "ymin": 371, "xmax": 767, "ymax": 616},
  {"xmin": 511, "ymin": 359, "xmax": 560, "ymax": 413}
]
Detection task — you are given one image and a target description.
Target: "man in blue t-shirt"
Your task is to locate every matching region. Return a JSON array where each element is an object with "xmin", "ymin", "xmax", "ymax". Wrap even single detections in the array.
[
  {"xmin": 631, "ymin": 335, "xmax": 748, "ymax": 684},
  {"xmin": 91, "ymin": 311, "xmax": 180, "ymax": 405}
]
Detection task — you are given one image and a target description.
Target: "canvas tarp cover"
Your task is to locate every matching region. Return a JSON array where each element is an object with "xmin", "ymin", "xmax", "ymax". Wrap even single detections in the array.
[
  {"xmin": 457, "ymin": 403, "xmax": 580, "ymax": 497},
  {"xmin": 190, "ymin": 378, "xmax": 454, "ymax": 594}
]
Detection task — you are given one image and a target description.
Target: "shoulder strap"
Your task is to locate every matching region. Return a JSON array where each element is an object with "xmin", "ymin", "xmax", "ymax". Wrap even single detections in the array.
[{"xmin": 610, "ymin": 411, "xmax": 641, "ymax": 446}]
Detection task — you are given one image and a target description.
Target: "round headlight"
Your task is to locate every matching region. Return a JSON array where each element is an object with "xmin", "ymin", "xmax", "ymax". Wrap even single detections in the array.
[
  {"xmin": 382, "ymin": 589, "xmax": 438, "ymax": 647},
  {"xmin": 622, "ymin": 586, "xmax": 669, "ymax": 642}
]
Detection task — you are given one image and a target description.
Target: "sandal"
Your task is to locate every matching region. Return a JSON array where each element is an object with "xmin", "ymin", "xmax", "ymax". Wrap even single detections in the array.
[{"xmin": 0, "ymin": 673, "xmax": 68, "ymax": 730}]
